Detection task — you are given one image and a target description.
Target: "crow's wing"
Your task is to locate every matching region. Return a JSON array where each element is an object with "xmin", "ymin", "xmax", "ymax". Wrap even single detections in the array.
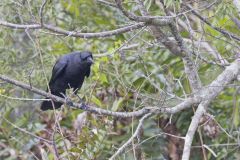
[{"xmin": 49, "ymin": 58, "xmax": 68, "ymax": 84}]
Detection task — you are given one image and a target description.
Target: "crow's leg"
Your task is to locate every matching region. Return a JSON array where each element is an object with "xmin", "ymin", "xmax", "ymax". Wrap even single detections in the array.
[
  {"xmin": 73, "ymin": 87, "xmax": 86, "ymax": 105},
  {"xmin": 60, "ymin": 92, "xmax": 73, "ymax": 107}
]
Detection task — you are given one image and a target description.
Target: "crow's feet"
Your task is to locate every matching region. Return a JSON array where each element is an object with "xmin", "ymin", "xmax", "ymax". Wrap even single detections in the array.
[
  {"xmin": 80, "ymin": 102, "xmax": 88, "ymax": 110},
  {"xmin": 60, "ymin": 93, "xmax": 73, "ymax": 107}
]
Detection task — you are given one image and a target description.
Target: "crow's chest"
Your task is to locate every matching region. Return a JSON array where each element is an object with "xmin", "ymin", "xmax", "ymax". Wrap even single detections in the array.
[{"xmin": 63, "ymin": 67, "xmax": 85, "ymax": 87}]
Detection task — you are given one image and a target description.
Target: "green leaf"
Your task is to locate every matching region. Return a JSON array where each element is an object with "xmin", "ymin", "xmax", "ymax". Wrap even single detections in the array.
[
  {"xmin": 233, "ymin": 100, "xmax": 239, "ymax": 127},
  {"xmin": 99, "ymin": 73, "xmax": 108, "ymax": 84},
  {"xmin": 112, "ymin": 97, "xmax": 124, "ymax": 112},
  {"xmin": 92, "ymin": 61, "xmax": 100, "ymax": 73},
  {"xmin": 69, "ymin": 147, "xmax": 83, "ymax": 153},
  {"xmin": 144, "ymin": 0, "xmax": 152, "ymax": 11},
  {"xmin": 91, "ymin": 95, "xmax": 102, "ymax": 107}
]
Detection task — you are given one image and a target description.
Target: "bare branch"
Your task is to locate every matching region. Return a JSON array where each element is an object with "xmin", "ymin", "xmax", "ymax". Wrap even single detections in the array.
[
  {"xmin": 182, "ymin": 102, "xmax": 207, "ymax": 160},
  {"xmin": 42, "ymin": 23, "xmax": 145, "ymax": 38},
  {"xmin": 181, "ymin": 58, "xmax": 240, "ymax": 160},
  {"xmin": 0, "ymin": 19, "xmax": 145, "ymax": 38},
  {"xmin": 0, "ymin": 20, "xmax": 41, "ymax": 29},
  {"xmin": 175, "ymin": 12, "xmax": 229, "ymax": 65}
]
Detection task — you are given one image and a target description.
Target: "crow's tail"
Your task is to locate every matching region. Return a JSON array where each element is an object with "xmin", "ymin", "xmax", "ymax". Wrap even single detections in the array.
[
  {"xmin": 40, "ymin": 89, "xmax": 65, "ymax": 111},
  {"xmin": 40, "ymin": 100, "xmax": 63, "ymax": 111}
]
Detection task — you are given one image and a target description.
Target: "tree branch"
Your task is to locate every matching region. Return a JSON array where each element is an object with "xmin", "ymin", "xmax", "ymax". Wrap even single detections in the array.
[
  {"xmin": 181, "ymin": 58, "xmax": 240, "ymax": 160},
  {"xmin": 42, "ymin": 23, "xmax": 145, "ymax": 38},
  {"xmin": 182, "ymin": 102, "xmax": 208, "ymax": 160},
  {"xmin": 0, "ymin": 20, "xmax": 41, "ymax": 29},
  {"xmin": 114, "ymin": 0, "xmax": 172, "ymax": 26},
  {"xmin": 0, "ymin": 74, "xmax": 151, "ymax": 118},
  {"xmin": 160, "ymin": 1, "xmax": 202, "ymax": 92},
  {"xmin": 0, "ymin": 19, "xmax": 145, "ymax": 38},
  {"xmin": 0, "ymin": 74, "xmax": 198, "ymax": 117}
]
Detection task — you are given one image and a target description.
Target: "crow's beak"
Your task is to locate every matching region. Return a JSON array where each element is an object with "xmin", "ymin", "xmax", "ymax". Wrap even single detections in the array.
[{"xmin": 87, "ymin": 56, "xmax": 94, "ymax": 64}]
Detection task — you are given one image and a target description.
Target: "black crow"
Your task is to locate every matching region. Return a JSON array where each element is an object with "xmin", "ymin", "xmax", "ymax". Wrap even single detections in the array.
[{"xmin": 41, "ymin": 51, "xmax": 93, "ymax": 110}]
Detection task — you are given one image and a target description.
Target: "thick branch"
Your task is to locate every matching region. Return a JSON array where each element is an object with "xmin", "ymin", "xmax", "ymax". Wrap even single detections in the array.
[
  {"xmin": 182, "ymin": 57, "xmax": 202, "ymax": 91},
  {"xmin": 170, "ymin": 24, "xmax": 202, "ymax": 91},
  {"xmin": 181, "ymin": 59, "xmax": 240, "ymax": 160},
  {"xmin": 182, "ymin": 102, "xmax": 208, "ymax": 160},
  {"xmin": 161, "ymin": 1, "xmax": 202, "ymax": 91},
  {"xmin": 198, "ymin": 59, "xmax": 240, "ymax": 100}
]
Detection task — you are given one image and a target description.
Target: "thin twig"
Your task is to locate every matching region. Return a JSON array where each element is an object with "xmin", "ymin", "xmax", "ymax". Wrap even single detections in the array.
[
  {"xmin": 1, "ymin": 116, "xmax": 53, "ymax": 144},
  {"xmin": 39, "ymin": 0, "xmax": 47, "ymax": 25},
  {"xmin": 109, "ymin": 113, "xmax": 152, "ymax": 160},
  {"xmin": 51, "ymin": 127, "xmax": 60, "ymax": 160}
]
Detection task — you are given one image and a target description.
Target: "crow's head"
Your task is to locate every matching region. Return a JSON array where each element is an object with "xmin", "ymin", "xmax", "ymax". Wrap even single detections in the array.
[{"xmin": 80, "ymin": 51, "xmax": 94, "ymax": 65}]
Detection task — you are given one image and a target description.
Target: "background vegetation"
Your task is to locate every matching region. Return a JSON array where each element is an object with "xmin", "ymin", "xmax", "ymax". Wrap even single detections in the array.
[{"xmin": 0, "ymin": 0, "xmax": 240, "ymax": 159}]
